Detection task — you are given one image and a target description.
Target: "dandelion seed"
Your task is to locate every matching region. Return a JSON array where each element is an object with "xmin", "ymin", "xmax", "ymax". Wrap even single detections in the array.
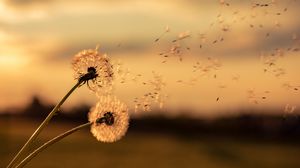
[
  {"xmin": 159, "ymin": 102, "xmax": 164, "ymax": 109},
  {"xmin": 219, "ymin": 0, "xmax": 225, "ymax": 5},
  {"xmin": 282, "ymin": 82, "xmax": 292, "ymax": 90},
  {"xmin": 292, "ymin": 33, "xmax": 297, "ymax": 40},
  {"xmin": 155, "ymin": 25, "xmax": 170, "ymax": 42},
  {"xmin": 282, "ymin": 82, "xmax": 300, "ymax": 91},
  {"xmin": 88, "ymin": 96, "xmax": 129, "ymax": 143},
  {"xmin": 134, "ymin": 104, "xmax": 139, "ymax": 113},
  {"xmin": 222, "ymin": 28, "xmax": 229, "ymax": 32},
  {"xmin": 177, "ymin": 31, "xmax": 191, "ymax": 41},
  {"xmin": 240, "ymin": 16, "xmax": 246, "ymax": 21},
  {"xmin": 284, "ymin": 104, "xmax": 296, "ymax": 115},
  {"xmin": 199, "ymin": 33, "xmax": 207, "ymax": 43},
  {"xmin": 134, "ymin": 72, "xmax": 167, "ymax": 111},
  {"xmin": 72, "ymin": 46, "xmax": 114, "ymax": 93},
  {"xmin": 232, "ymin": 75, "xmax": 240, "ymax": 81},
  {"xmin": 165, "ymin": 25, "xmax": 170, "ymax": 32},
  {"xmin": 274, "ymin": 20, "xmax": 281, "ymax": 27},
  {"xmin": 251, "ymin": 11, "xmax": 257, "ymax": 18},
  {"xmin": 218, "ymin": 85, "xmax": 226, "ymax": 89},
  {"xmin": 275, "ymin": 48, "xmax": 285, "ymax": 57}
]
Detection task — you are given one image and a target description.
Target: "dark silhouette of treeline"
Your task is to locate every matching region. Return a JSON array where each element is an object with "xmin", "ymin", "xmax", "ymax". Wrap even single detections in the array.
[{"xmin": 1, "ymin": 96, "xmax": 300, "ymax": 141}]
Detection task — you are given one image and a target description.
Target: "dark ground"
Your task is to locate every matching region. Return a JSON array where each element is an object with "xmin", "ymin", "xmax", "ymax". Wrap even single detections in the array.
[{"xmin": 1, "ymin": 96, "xmax": 300, "ymax": 168}]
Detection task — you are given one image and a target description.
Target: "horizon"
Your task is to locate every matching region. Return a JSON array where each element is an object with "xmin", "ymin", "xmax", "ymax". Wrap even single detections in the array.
[{"xmin": 1, "ymin": 95, "xmax": 298, "ymax": 119}]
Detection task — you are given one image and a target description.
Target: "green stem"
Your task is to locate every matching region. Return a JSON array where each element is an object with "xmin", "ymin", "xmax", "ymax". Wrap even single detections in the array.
[
  {"xmin": 15, "ymin": 122, "xmax": 92, "ymax": 168},
  {"xmin": 7, "ymin": 81, "xmax": 82, "ymax": 168}
]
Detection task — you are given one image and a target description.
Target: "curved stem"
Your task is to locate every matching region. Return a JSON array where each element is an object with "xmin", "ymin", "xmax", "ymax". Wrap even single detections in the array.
[
  {"xmin": 7, "ymin": 81, "xmax": 82, "ymax": 168},
  {"xmin": 15, "ymin": 122, "xmax": 92, "ymax": 168}
]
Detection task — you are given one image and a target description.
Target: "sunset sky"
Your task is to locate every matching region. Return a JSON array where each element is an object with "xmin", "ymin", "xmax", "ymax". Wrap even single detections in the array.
[{"xmin": 0, "ymin": 0, "xmax": 299, "ymax": 117}]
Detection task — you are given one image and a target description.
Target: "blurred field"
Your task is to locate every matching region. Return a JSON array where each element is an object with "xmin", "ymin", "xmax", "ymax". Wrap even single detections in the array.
[{"xmin": 1, "ymin": 117, "xmax": 300, "ymax": 168}]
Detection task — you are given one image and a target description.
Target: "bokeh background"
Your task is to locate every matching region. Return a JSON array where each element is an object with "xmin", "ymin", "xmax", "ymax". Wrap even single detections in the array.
[{"xmin": 1, "ymin": 0, "xmax": 300, "ymax": 167}]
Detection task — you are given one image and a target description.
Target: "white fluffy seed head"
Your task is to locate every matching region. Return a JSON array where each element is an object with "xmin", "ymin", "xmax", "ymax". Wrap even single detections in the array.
[
  {"xmin": 72, "ymin": 47, "xmax": 114, "ymax": 93},
  {"xmin": 88, "ymin": 96, "xmax": 129, "ymax": 143}
]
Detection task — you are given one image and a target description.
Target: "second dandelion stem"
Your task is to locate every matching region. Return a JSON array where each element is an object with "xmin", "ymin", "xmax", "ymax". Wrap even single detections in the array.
[
  {"xmin": 7, "ymin": 81, "xmax": 82, "ymax": 168},
  {"xmin": 15, "ymin": 122, "xmax": 92, "ymax": 168}
]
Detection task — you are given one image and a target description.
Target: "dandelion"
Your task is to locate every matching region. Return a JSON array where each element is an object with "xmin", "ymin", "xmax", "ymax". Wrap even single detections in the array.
[
  {"xmin": 72, "ymin": 46, "xmax": 114, "ymax": 93},
  {"xmin": 88, "ymin": 96, "xmax": 129, "ymax": 143}
]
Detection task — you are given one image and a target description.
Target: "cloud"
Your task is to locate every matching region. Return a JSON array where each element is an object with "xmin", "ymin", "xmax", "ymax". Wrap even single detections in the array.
[
  {"xmin": 1, "ymin": 0, "xmax": 300, "ymax": 61},
  {"xmin": 4, "ymin": 0, "xmax": 53, "ymax": 9}
]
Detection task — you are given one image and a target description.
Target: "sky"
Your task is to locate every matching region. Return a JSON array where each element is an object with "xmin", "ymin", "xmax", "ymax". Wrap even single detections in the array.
[{"xmin": 0, "ymin": 0, "xmax": 300, "ymax": 117}]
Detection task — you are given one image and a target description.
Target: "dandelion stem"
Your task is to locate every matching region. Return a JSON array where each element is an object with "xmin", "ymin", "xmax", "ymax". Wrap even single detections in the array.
[
  {"xmin": 7, "ymin": 81, "xmax": 82, "ymax": 168},
  {"xmin": 15, "ymin": 122, "xmax": 92, "ymax": 168}
]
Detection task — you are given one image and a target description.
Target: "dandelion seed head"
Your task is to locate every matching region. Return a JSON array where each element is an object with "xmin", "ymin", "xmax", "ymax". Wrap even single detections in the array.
[
  {"xmin": 72, "ymin": 47, "xmax": 114, "ymax": 93},
  {"xmin": 88, "ymin": 96, "xmax": 129, "ymax": 143}
]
